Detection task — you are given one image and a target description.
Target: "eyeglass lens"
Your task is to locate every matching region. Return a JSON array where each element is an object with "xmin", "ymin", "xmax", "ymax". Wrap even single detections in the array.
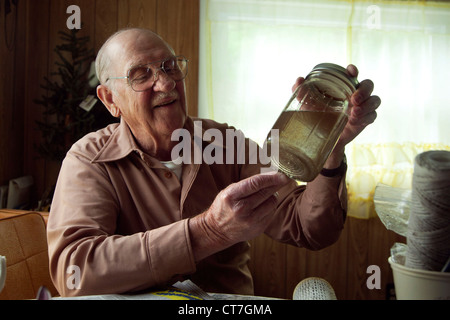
[{"xmin": 129, "ymin": 57, "xmax": 187, "ymax": 92}]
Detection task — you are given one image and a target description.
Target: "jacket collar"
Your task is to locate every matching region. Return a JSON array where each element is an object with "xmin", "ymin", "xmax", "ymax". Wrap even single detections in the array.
[
  {"xmin": 91, "ymin": 119, "xmax": 139, "ymax": 163},
  {"xmin": 91, "ymin": 117, "xmax": 202, "ymax": 163}
]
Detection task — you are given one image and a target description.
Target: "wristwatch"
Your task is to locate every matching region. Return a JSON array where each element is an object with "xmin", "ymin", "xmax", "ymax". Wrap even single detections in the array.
[{"xmin": 320, "ymin": 154, "xmax": 347, "ymax": 177}]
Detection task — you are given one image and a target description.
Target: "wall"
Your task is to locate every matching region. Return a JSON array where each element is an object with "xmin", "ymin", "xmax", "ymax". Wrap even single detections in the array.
[
  {"xmin": 0, "ymin": 0, "xmax": 199, "ymax": 202},
  {"xmin": 0, "ymin": 0, "xmax": 25, "ymax": 197},
  {"xmin": 249, "ymin": 217, "xmax": 405, "ymax": 300}
]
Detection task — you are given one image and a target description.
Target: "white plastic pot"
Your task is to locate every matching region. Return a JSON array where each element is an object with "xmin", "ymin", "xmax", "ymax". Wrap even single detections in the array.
[{"xmin": 389, "ymin": 257, "xmax": 450, "ymax": 300}]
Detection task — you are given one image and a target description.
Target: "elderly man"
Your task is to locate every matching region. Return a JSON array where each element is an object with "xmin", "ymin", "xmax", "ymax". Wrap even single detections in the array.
[{"xmin": 47, "ymin": 28, "xmax": 380, "ymax": 297}]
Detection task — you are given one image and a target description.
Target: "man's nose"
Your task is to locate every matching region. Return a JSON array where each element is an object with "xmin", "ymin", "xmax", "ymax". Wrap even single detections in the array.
[{"xmin": 152, "ymin": 70, "xmax": 176, "ymax": 92}]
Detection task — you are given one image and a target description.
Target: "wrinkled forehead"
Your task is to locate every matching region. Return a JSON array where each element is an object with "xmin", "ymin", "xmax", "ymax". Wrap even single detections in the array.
[{"xmin": 108, "ymin": 30, "xmax": 175, "ymax": 74}]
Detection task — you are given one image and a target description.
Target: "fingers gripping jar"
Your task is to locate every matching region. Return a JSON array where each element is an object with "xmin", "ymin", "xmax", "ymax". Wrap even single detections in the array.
[{"xmin": 265, "ymin": 63, "xmax": 358, "ymax": 182}]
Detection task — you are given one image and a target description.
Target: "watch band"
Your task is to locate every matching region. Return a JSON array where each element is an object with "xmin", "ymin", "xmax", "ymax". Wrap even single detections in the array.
[{"xmin": 320, "ymin": 155, "xmax": 347, "ymax": 177}]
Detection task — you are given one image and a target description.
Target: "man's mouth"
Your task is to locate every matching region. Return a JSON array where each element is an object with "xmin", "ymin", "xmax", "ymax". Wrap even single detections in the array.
[{"xmin": 154, "ymin": 99, "xmax": 176, "ymax": 109}]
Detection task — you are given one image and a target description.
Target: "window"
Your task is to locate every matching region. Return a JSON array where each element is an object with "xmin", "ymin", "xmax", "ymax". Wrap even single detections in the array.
[{"xmin": 199, "ymin": 0, "xmax": 450, "ymax": 218}]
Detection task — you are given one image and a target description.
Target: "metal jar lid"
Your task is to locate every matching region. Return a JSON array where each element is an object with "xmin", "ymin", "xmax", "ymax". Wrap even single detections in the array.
[{"xmin": 310, "ymin": 63, "xmax": 359, "ymax": 92}]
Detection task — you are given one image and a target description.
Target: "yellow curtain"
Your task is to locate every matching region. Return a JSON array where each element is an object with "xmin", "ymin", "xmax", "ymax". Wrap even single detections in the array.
[{"xmin": 347, "ymin": 143, "xmax": 450, "ymax": 219}]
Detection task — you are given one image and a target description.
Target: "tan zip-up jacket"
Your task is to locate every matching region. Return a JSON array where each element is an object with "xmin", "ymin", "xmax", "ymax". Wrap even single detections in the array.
[{"xmin": 47, "ymin": 117, "xmax": 347, "ymax": 297}]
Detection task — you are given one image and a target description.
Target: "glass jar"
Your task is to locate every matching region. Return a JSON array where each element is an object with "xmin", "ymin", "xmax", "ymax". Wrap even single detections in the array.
[{"xmin": 265, "ymin": 63, "xmax": 358, "ymax": 181}]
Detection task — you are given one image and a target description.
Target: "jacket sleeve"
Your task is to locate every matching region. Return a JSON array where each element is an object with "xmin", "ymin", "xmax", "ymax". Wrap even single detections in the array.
[
  {"xmin": 237, "ymin": 133, "xmax": 347, "ymax": 251},
  {"xmin": 47, "ymin": 150, "xmax": 196, "ymax": 297},
  {"xmin": 264, "ymin": 173, "xmax": 347, "ymax": 250}
]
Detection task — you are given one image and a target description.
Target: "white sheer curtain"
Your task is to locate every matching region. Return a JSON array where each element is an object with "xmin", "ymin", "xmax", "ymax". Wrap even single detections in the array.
[{"xmin": 198, "ymin": 0, "xmax": 450, "ymax": 218}]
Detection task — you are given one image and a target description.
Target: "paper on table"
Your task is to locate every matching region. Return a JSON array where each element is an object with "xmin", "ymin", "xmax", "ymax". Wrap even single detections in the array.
[{"xmin": 50, "ymin": 280, "xmax": 212, "ymax": 300}]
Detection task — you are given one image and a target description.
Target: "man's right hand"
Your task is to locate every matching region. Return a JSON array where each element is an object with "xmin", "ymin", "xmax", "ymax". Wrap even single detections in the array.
[{"xmin": 188, "ymin": 171, "xmax": 290, "ymax": 262}]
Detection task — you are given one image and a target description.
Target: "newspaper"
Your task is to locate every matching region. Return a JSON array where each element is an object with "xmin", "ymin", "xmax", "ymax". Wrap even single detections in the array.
[
  {"xmin": 47, "ymin": 280, "xmax": 212, "ymax": 300},
  {"xmin": 44, "ymin": 280, "xmax": 275, "ymax": 300}
]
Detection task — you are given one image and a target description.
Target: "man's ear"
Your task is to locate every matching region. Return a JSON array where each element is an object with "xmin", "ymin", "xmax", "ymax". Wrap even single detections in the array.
[{"xmin": 97, "ymin": 85, "xmax": 121, "ymax": 118}]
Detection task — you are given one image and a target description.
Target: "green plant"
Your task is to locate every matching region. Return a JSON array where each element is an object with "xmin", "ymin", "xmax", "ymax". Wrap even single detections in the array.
[{"xmin": 35, "ymin": 28, "xmax": 96, "ymax": 161}]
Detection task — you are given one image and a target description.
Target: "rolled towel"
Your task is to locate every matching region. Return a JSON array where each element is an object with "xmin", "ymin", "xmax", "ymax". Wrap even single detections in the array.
[{"xmin": 406, "ymin": 150, "xmax": 450, "ymax": 271}]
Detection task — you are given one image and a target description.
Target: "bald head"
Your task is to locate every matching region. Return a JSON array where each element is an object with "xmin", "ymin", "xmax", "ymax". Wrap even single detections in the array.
[{"xmin": 95, "ymin": 28, "xmax": 175, "ymax": 86}]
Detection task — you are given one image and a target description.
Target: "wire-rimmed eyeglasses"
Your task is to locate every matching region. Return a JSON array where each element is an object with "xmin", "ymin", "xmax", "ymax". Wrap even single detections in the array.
[{"xmin": 106, "ymin": 55, "xmax": 188, "ymax": 92}]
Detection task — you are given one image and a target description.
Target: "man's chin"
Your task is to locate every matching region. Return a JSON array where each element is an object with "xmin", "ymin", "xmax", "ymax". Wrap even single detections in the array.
[{"xmin": 157, "ymin": 111, "xmax": 186, "ymax": 129}]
